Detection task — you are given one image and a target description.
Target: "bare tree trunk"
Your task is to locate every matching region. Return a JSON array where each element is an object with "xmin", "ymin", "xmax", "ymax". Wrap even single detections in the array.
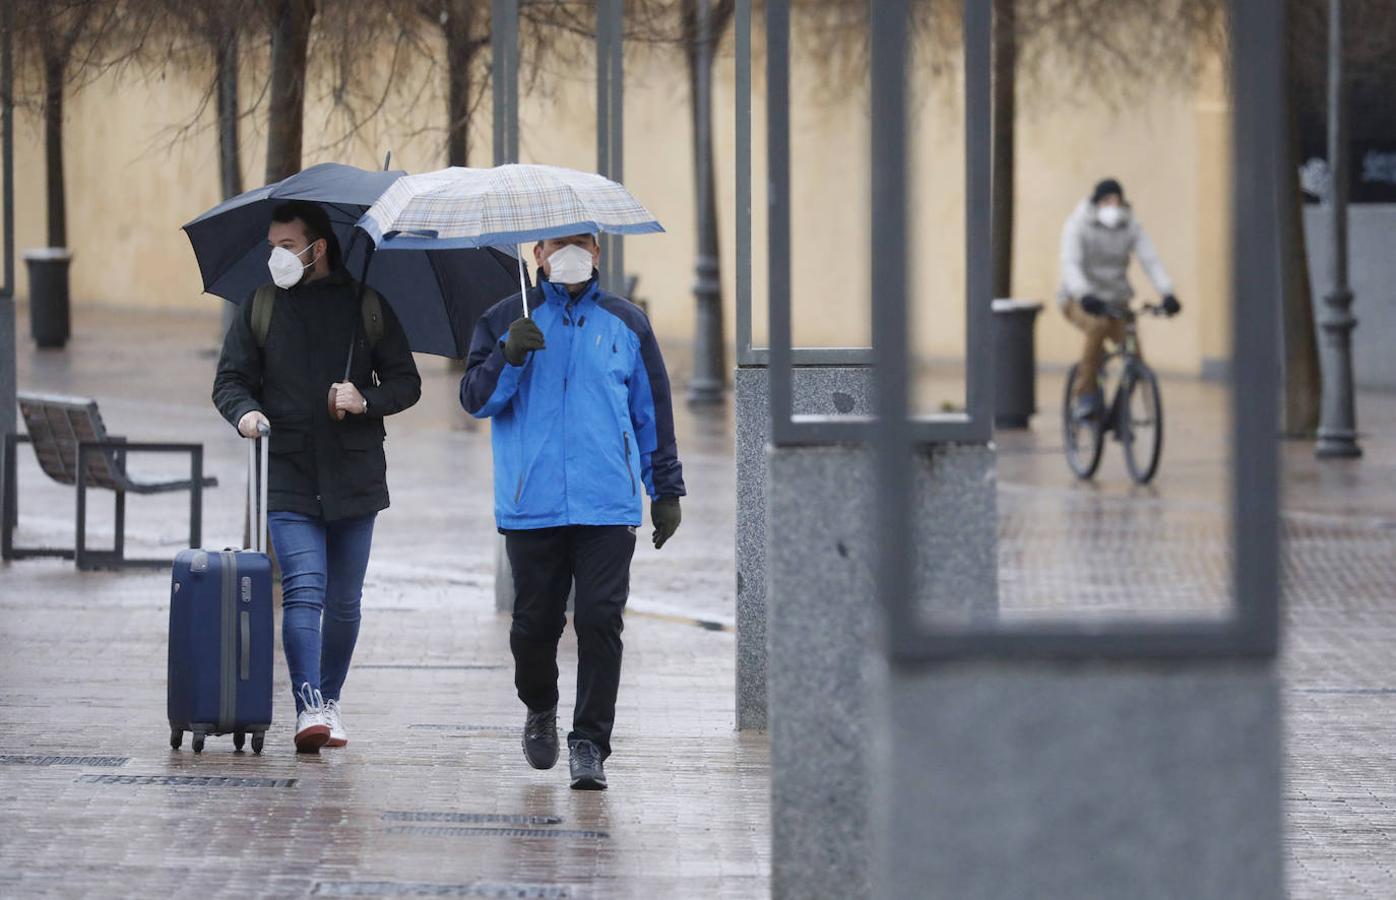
[
  {"xmin": 443, "ymin": 0, "xmax": 479, "ymax": 374},
  {"xmin": 990, "ymin": 0, "xmax": 1015, "ymax": 300},
  {"xmin": 42, "ymin": 53, "xmax": 65, "ymax": 248},
  {"xmin": 1281, "ymin": 56, "xmax": 1321, "ymax": 437},
  {"xmin": 444, "ymin": 0, "xmax": 474, "ymax": 168},
  {"xmin": 265, "ymin": 0, "xmax": 315, "ymax": 184},
  {"xmin": 683, "ymin": 0, "xmax": 732, "ymax": 403},
  {"xmin": 216, "ymin": 29, "xmax": 245, "ymax": 341},
  {"xmin": 216, "ymin": 31, "xmax": 243, "ymax": 200}
]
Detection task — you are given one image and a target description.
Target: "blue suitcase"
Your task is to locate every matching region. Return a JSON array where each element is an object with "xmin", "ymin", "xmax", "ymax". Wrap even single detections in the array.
[{"xmin": 168, "ymin": 431, "xmax": 274, "ymax": 754}]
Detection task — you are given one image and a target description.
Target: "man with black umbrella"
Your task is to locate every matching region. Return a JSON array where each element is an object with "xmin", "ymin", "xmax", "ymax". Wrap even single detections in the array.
[
  {"xmin": 460, "ymin": 233, "xmax": 685, "ymax": 790},
  {"xmin": 213, "ymin": 200, "xmax": 421, "ymax": 753}
]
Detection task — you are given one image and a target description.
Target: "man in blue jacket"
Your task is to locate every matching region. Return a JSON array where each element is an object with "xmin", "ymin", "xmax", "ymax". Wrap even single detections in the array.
[{"xmin": 460, "ymin": 233, "xmax": 685, "ymax": 790}]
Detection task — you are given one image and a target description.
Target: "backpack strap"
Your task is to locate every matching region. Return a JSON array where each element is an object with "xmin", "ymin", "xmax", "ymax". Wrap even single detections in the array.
[
  {"xmin": 360, "ymin": 286, "xmax": 384, "ymax": 348},
  {"xmin": 250, "ymin": 284, "xmax": 278, "ymax": 348},
  {"xmin": 253, "ymin": 282, "xmax": 383, "ymax": 350}
]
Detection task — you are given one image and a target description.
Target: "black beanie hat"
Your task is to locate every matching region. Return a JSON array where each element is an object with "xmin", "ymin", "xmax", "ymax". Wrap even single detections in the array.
[{"xmin": 1091, "ymin": 178, "xmax": 1125, "ymax": 205}]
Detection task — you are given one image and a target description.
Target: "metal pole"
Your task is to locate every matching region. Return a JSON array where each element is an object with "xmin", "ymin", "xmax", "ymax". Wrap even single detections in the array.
[
  {"xmin": 0, "ymin": 0, "xmax": 15, "ymax": 506},
  {"xmin": 766, "ymin": 0, "xmax": 793, "ymax": 435},
  {"xmin": 492, "ymin": 0, "xmax": 519, "ymax": 166},
  {"xmin": 1231, "ymin": 0, "xmax": 1284, "ymax": 648},
  {"xmin": 871, "ymin": 0, "xmax": 913, "ymax": 616},
  {"xmin": 735, "ymin": 0, "xmax": 753, "ymax": 365},
  {"xmin": 1315, "ymin": 0, "xmax": 1362, "ymax": 458},
  {"xmin": 688, "ymin": 0, "xmax": 724, "ymax": 404},
  {"xmin": 596, "ymin": 0, "xmax": 625, "ymax": 294},
  {"xmin": 964, "ymin": 0, "xmax": 993, "ymax": 433},
  {"xmin": 610, "ymin": 2, "xmax": 623, "ymax": 294}
]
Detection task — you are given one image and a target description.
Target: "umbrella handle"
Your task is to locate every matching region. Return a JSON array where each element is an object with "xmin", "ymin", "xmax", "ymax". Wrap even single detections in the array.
[{"xmin": 518, "ymin": 246, "xmax": 530, "ymax": 320}]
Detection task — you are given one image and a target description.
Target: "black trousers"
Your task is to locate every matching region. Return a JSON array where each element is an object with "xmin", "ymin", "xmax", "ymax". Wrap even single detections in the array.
[{"xmin": 504, "ymin": 525, "xmax": 636, "ymax": 759}]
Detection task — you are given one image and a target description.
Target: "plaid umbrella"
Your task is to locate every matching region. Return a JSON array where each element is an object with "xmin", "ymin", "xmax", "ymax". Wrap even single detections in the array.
[
  {"xmin": 357, "ymin": 164, "xmax": 663, "ymax": 318},
  {"xmin": 356, "ymin": 164, "xmax": 664, "ymax": 251}
]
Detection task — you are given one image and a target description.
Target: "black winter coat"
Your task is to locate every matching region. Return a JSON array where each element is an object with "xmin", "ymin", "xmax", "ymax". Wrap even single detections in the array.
[{"xmin": 212, "ymin": 269, "xmax": 422, "ymax": 521}]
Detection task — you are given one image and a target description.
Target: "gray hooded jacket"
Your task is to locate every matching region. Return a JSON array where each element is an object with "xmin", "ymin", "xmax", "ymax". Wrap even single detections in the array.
[{"xmin": 1057, "ymin": 198, "xmax": 1174, "ymax": 309}]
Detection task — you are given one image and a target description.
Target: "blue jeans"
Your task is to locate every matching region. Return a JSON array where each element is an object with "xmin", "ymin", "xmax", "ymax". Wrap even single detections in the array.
[{"xmin": 268, "ymin": 511, "xmax": 376, "ymax": 712}]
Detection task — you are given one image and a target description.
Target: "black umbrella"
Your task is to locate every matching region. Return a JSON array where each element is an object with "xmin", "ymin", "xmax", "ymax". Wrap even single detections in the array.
[{"xmin": 182, "ymin": 162, "xmax": 522, "ymax": 357}]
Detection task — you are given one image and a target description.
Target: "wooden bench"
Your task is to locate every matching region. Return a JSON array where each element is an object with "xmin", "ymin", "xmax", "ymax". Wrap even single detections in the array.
[{"xmin": 2, "ymin": 392, "xmax": 217, "ymax": 571}]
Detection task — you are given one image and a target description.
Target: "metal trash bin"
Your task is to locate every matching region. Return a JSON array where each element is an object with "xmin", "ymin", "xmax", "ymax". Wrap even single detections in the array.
[
  {"xmin": 24, "ymin": 248, "xmax": 73, "ymax": 349},
  {"xmin": 992, "ymin": 298, "xmax": 1043, "ymax": 429}
]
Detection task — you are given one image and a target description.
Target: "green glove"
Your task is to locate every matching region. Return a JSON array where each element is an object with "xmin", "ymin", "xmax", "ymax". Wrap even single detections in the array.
[
  {"xmin": 503, "ymin": 318, "xmax": 546, "ymax": 366},
  {"xmin": 651, "ymin": 497, "xmax": 681, "ymax": 549}
]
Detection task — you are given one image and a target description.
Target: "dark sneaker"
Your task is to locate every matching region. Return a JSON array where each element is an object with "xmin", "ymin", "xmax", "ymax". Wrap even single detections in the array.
[
  {"xmin": 522, "ymin": 706, "xmax": 559, "ymax": 770},
  {"xmin": 1073, "ymin": 390, "xmax": 1104, "ymax": 422},
  {"xmin": 569, "ymin": 739, "xmax": 607, "ymax": 791}
]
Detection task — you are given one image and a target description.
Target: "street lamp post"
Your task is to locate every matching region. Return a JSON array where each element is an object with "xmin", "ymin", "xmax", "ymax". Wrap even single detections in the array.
[
  {"xmin": 1, "ymin": 0, "xmax": 15, "ymax": 504},
  {"xmin": 687, "ymin": 0, "xmax": 725, "ymax": 405},
  {"xmin": 1315, "ymin": 0, "xmax": 1362, "ymax": 459}
]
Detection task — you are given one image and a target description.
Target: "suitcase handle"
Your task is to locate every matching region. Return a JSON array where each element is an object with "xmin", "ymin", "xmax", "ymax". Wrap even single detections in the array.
[{"xmin": 247, "ymin": 423, "xmax": 270, "ymax": 553}]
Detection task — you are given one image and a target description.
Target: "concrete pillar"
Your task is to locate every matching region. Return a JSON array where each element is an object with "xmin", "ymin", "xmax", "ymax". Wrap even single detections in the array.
[
  {"xmin": 767, "ymin": 442, "xmax": 997, "ymax": 898},
  {"xmin": 734, "ymin": 365, "xmax": 875, "ymax": 731},
  {"xmin": 870, "ymin": 661, "xmax": 1282, "ymax": 900}
]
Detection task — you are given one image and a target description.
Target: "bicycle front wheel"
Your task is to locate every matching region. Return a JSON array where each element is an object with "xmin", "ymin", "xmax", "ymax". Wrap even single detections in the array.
[
  {"xmin": 1062, "ymin": 364, "xmax": 1105, "ymax": 480},
  {"xmin": 1121, "ymin": 366, "xmax": 1164, "ymax": 484}
]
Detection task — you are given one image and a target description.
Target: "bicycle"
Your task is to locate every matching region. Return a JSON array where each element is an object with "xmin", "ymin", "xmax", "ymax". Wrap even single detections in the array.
[{"xmin": 1062, "ymin": 302, "xmax": 1170, "ymax": 485}]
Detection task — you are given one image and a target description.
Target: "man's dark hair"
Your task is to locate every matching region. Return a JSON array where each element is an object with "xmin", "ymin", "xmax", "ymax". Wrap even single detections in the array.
[{"xmin": 270, "ymin": 200, "xmax": 342, "ymax": 269}]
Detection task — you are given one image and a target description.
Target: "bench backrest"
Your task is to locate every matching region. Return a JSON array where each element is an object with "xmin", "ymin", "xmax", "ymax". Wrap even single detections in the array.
[{"xmin": 17, "ymin": 392, "xmax": 122, "ymax": 490}]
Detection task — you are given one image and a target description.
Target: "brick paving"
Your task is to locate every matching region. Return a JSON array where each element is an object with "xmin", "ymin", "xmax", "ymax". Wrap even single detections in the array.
[
  {"xmin": 4, "ymin": 307, "xmax": 1396, "ymax": 896},
  {"xmin": 1000, "ymin": 374, "xmax": 1396, "ymax": 899}
]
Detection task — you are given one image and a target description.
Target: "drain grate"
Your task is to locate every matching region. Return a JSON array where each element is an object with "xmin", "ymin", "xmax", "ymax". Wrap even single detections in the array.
[
  {"xmin": 77, "ymin": 774, "xmax": 297, "ymax": 788},
  {"xmin": 312, "ymin": 881, "xmax": 576, "ymax": 898},
  {"xmin": 356, "ymin": 664, "xmax": 506, "ymax": 671},
  {"xmin": 385, "ymin": 825, "xmax": 609, "ymax": 840},
  {"xmin": 407, "ymin": 724, "xmax": 513, "ymax": 733},
  {"xmin": 0, "ymin": 754, "xmax": 129, "ymax": 767},
  {"xmin": 383, "ymin": 811, "xmax": 564, "ymax": 826}
]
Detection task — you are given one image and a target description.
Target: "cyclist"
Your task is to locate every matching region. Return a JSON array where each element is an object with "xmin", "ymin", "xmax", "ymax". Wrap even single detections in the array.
[{"xmin": 1058, "ymin": 178, "xmax": 1181, "ymax": 419}]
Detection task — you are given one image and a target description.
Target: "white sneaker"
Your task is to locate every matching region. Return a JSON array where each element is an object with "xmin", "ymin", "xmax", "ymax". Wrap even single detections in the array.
[
  {"xmin": 324, "ymin": 700, "xmax": 348, "ymax": 748},
  {"xmin": 294, "ymin": 683, "xmax": 331, "ymax": 753}
]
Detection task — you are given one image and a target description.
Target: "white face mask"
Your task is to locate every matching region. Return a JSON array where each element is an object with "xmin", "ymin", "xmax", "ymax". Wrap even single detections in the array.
[
  {"xmin": 1096, "ymin": 205, "xmax": 1128, "ymax": 229},
  {"xmin": 546, "ymin": 244, "xmax": 596, "ymax": 286},
  {"xmin": 268, "ymin": 243, "xmax": 319, "ymax": 289}
]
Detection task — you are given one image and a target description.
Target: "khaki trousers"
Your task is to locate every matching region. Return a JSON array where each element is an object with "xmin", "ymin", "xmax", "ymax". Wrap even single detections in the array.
[{"xmin": 1063, "ymin": 301, "xmax": 1139, "ymax": 398}]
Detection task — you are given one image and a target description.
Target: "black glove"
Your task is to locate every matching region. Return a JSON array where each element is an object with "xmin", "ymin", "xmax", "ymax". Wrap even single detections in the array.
[
  {"xmin": 651, "ymin": 497, "xmax": 681, "ymax": 550},
  {"xmin": 1162, "ymin": 294, "xmax": 1182, "ymax": 316},
  {"xmin": 1080, "ymin": 295, "xmax": 1107, "ymax": 317},
  {"xmin": 503, "ymin": 318, "xmax": 546, "ymax": 366}
]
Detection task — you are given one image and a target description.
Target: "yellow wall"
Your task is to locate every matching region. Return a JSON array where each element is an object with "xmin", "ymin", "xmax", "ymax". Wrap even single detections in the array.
[{"xmin": 10, "ymin": 22, "xmax": 1232, "ymax": 378}]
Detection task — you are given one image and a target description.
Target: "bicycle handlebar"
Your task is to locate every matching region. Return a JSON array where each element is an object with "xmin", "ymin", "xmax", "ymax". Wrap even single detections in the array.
[{"xmin": 1098, "ymin": 302, "xmax": 1172, "ymax": 321}]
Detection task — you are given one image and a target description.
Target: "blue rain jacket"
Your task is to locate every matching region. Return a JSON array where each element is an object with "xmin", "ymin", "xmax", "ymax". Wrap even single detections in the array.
[{"xmin": 460, "ymin": 276, "xmax": 686, "ymax": 530}]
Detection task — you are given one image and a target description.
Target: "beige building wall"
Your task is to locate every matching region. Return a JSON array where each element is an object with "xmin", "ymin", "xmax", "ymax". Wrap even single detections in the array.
[{"xmin": 10, "ymin": 23, "xmax": 1231, "ymax": 380}]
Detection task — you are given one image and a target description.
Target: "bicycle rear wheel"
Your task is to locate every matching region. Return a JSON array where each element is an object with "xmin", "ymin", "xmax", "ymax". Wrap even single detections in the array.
[
  {"xmin": 1121, "ymin": 365, "xmax": 1164, "ymax": 484},
  {"xmin": 1062, "ymin": 364, "xmax": 1105, "ymax": 480}
]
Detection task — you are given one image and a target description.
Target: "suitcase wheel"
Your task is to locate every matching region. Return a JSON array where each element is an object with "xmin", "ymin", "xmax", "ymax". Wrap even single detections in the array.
[
  {"xmin": 233, "ymin": 732, "xmax": 246, "ymax": 752},
  {"xmin": 192, "ymin": 732, "xmax": 205, "ymax": 754},
  {"xmin": 251, "ymin": 732, "xmax": 265, "ymax": 755},
  {"xmin": 169, "ymin": 727, "xmax": 182, "ymax": 751}
]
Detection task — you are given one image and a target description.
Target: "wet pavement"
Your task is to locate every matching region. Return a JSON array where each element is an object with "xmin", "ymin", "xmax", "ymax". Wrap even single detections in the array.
[{"xmin": 3, "ymin": 306, "xmax": 1396, "ymax": 897}]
